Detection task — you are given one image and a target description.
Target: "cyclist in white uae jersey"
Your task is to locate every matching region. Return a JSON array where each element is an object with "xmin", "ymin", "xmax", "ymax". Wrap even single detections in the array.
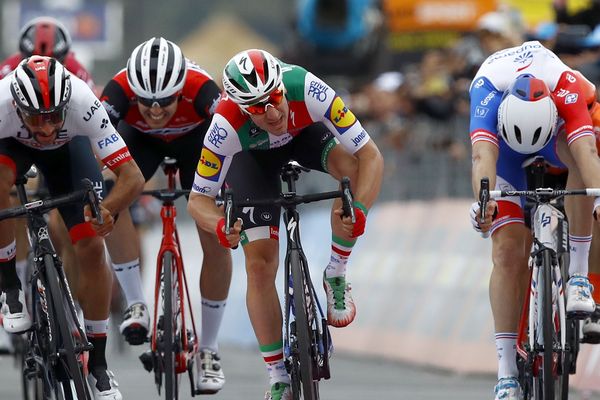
[
  {"xmin": 187, "ymin": 49, "xmax": 383, "ymax": 400},
  {"xmin": 0, "ymin": 56, "xmax": 144, "ymax": 400},
  {"xmin": 469, "ymin": 41, "xmax": 600, "ymax": 399}
]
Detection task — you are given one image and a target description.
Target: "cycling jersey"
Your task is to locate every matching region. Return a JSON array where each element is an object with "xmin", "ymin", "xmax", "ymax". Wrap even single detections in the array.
[
  {"xmin": 0, "ymin": 72, "xmax": 132, "ymax": 171},
  {"xmin": 100, "ymin": 60, "xmax": 221, "ymax": 142},
  {"xmin": 0, "ymin": 51, "xmax": 96, "ymax": 92},
  {"xmin": 191, "ymin": 62, "xmax": 370, "ymax": 196},
  {"xmin": 470, "ymin": 41, "xmax": 593, "ymax": 148}
]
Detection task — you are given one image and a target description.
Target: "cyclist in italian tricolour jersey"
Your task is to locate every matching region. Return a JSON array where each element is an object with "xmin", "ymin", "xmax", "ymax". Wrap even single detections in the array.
[
  {"xmin": 0, "ymin": 56, "xmax": 144, "ymax": 400},
  {"xmin": 187, "ymin": 49, "xmax": 384, "ymax": 400},
  {"xmin": 469, "ymin": 41, "xmax": 600, "ymax": 400},
  {"xmin": 100, "ymin": 37, "xmax": 231, "ymax": 393}
]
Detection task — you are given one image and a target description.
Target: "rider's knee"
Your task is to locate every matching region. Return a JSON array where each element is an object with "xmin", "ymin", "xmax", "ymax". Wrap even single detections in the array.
[
  {"xmin": 246, "ymin": 255, "xmax": 278, "ymax": 286},
  {"xmin": 73, "ymin": 236, "xmax": 106, "ymax": 270},
  {"xmin": 0, "ymin": 165, "xmax": 15, "ymax": 200}
]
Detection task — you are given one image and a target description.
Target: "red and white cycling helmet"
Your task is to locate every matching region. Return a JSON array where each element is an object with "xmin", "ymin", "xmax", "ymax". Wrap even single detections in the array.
[
  {"xmin": 18, "ymin": 16, "xmax": 72, "ymax": 62},
  {"xmin": 10, "ymin": 56, "xmax": 71, "ymax": 114},
  {"xmin": 222, "ymin": 49, "xmax": 283, "ymax": 106},
  {"xmin": 497, "ymin": 75, "xmax": 558, "ymax": 154}
]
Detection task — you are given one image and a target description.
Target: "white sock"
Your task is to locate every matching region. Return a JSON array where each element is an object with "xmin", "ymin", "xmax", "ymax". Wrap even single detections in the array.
[
  {"xmin": 84, "ymin": 318, "xmax": 109, "ymax": 338},
  {"xmin": 200, "ymin": 297, "xmax": 226, "ymax": 352},
  {"xmin": 495, "ymin": 332, "xmax": 518, "ymax": 379},
  {"xmin": 15, "ymin": 259, "xmax": 27, "ymax": 289},
  {"xmin": 112, "ymin": 259, "xmax": 145, "ymax": 307},
  {"xmin": 568, "ymin": 234, "xmax": 592, "ymax": 277},
  {"xmin": 324, "ymin": 239, "xmax": 354, "ymax": 278}
]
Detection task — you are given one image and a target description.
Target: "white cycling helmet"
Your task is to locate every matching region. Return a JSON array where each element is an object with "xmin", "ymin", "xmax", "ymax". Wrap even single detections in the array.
[
  {"xmin": 222, "ymin": 49, "xmax": 282, "ymax": 106},
  {"xmin": 126, "ymin": 37, "xmax": 187, "ymax": 99},
  {"xmin": 497, "ymin": 76, "xmax": 558, "ymax": 154}
]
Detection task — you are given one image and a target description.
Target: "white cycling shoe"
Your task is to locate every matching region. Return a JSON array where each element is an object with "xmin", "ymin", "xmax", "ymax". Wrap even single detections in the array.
[
  {"xmin": 87, "ymin": 369, "xmax": 122, "ymax": 400},
  {"xmin": 1, "ymin": 288, "xmax": 31, "ymax": 333},
  {"xmin": 566, "ymin": 274, "xmax": 595, "ymax": 317},
  {"xmin": 195, "ymin": 349, "xmax": 225, "ymax": 394}
]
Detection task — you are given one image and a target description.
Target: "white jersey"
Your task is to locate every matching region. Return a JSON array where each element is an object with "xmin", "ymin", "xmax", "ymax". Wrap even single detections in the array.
[{"xmin": 0, "ymin": 72, "xmax": 131, "ymax": 169}]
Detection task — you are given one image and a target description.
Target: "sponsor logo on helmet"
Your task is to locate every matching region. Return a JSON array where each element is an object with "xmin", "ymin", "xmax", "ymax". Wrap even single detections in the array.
[
  {"xmin": 308, "ymin": 80, "xmax": 329, "ymax": 102},
  {"xmin": 197, "ymin": 148, "xmax": 224, "ymax": 181},
  {"xmin": 207, "ymin": 123, "xmax": 228, "ymax": 148},
  {"xmin": 83, "ymin": 100, "xmax": 102, "ymax": 122},
  {"xmin": 329, "ymin": 97, "xmax": 356, "ymax": 129},
  {"xmin": 565, "ymin": 93, "xmax": 578, "ymax": 104}
]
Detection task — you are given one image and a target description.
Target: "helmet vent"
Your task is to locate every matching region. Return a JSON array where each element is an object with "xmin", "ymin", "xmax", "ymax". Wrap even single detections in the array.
[
  {"xmin": 244, "ymin": 72, "xmax": 258, "ymax": 88},
  {"xmin": 533, "ymin": 91, "xmax": 544, "ymax": 99},
  {"xmin": 532, "ymin": 127, "xmax": 542, "ymax": 146},
  {"xmin": 514, "ymin": 125, "xmax": 522, "ymax": 144},
  {"xmin": 516, "ymin": 89, "xmax": 526, "ymax": 98},
  {"xmin": 502, "ymin": 125, "xmax": 509, "ymax": 142}
]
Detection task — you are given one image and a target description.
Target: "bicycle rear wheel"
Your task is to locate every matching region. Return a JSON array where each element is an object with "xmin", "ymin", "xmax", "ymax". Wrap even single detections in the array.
[
  {"xmin": 44, "ymin": 254, "xmax": 90, "ymax": 400},
  {"xmin": 290, "ymin": 253, "xmax": 319, "ymax": 400},
  {"xmin": 160, "ymin": 251, "xmax": 179, "ymax": 400}
]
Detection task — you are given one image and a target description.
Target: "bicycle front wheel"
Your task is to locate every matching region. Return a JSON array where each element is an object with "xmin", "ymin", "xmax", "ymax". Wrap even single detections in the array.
[
  {"xmin": 290, "ymin": 253, "xmax": 319, "ymax": 400},
  {"xmin": 44, "ymin": 254, "xmax": 90, "ymax": 400},
  {"xmin": 160, "ymin": 251, "xmax": 179, "ymax": 400},
  {"xmin": 536, "ymin": 250, "xmax": 557, "ymax": 400}
]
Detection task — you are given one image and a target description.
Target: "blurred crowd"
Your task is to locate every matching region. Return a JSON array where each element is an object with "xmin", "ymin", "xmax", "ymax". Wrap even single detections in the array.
[{"xmin": 286, "ymin": 0, "xmax": 600, "ymax": 201}]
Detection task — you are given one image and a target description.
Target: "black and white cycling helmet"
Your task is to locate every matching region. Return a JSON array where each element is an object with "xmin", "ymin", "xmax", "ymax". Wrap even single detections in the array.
[
  {"xmin": 10, "ymin": 56, "xmax": 71, "ymax": 114},
  {"xmin": 222, "ymin": 49, "xmax": 282, "ymax": 106},
  {"xmin": 497, "ymin": 75, "xmax": 558, "ymax": 154},
  {"xmin": 126, "ymin": 37, "xmax": 187, "ymax": 99}
]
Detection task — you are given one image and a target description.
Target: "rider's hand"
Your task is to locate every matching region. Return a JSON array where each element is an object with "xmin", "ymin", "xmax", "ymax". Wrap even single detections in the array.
[
  {"xmin": 469, "ymin": 200, "xmax": 497, "ymax": 237},
  {"xmin": 84, "ymin": 204, "xmax": 115, "ymax": 237},
  {"xmin": 216, "ymin": 217, "xmax": 243, "ymax": 248},
  {"xmin": 335, "ymin": 202, "xmax": 367, "ymax": 238}
]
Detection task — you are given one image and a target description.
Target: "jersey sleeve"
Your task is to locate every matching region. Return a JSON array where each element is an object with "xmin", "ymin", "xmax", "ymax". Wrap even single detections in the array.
[
  {"xmin": 100, "ymin": 79, "xmax": 130, "ymax": 128},
  {"xmin": 70, "ymin": 78, "xmax": 133, "ymax": 171},
  {"xmin": 553, "ymin": 70, "xmax": 594, "ymax": 145},
  {"xmin": 469, "ymin": 76, "xmax": 502, "ymax": 147},
  {"xmin": 303, "ymin": 72, "xmax": 370, "ymax": 153},
  {"xmin": 192, "ymin": 79, "xmax": 222, "ymax": 119},
  {"xmin": 191, "ymin": 113, "xmax": 242, "ymax": 197}
]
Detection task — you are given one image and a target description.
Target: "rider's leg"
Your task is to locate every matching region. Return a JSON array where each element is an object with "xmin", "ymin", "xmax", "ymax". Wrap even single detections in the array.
[
  {"xmin": 244, "ymin": 238, "xmax": 291, "ymax": 390},
  {"xmin": 48, "ymin": 209, "xmax": 80, "ymax": 297},
  {"xmin": 0, "ymin": 163, "xmax": 30, "ymax": 333},
  {"xmin": 557, "ymin": 137, "xmax": 595, "ymax": 314},
  {"xmin": 195, "ymin": 226, "xmax": 232, "ymax": 392}
]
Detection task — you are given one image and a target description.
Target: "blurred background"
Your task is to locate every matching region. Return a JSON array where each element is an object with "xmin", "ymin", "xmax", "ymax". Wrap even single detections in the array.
[{"xmin": 2, "ymin": 0, "xmax": 600, "ymax": 398}]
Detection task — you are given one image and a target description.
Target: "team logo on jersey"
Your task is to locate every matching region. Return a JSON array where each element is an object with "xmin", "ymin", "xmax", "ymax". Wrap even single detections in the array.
[
  {"xmin": 566, "ymin": 73, "xmax": 577, "ymax": 83},
  {"xmin": 207, "ymin": 123, "xmax": 228, "ymax": 148},
  {"xmin": 474, "ymin": 79, "xmax": 485, "ymax": 89},
  {"xmin": 197, "ymin": 148, "xmax": 224, "ymax": 181},
  {"xmin": 329, "ymin": 97, "xmax": 356, "ymax": 129},
  {"xmin": 475, "ymin": 106, "xmax": 489, "ymax": 118},
  {"xmin": 514, "ymin": 51, "xmax": 533, "ymax": 64},
  {"xmin": 100, "ymin": 118, "xmax": 109, "ymax": 129},
  {"xmin": 308, "ymin": 80, "xmax": 329, "ymax": 102},
  {"xmin": 565, "ymin": 93, "xmax": 579, "ymax": 104},
  {"xmin": 83, "ymin": 100, "xmax": 102, "ymax": 122}
]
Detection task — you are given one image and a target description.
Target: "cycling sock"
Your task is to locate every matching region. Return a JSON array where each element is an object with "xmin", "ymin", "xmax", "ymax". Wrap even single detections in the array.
[
  {"xmin": 88, "ymin": 335, "xmax": 108, "ymax": 372},
  {"xmin": 260, "ymin": 341, "xmax": 290, "ymax": 385},
  {"xmin": 589, "ymin": 273, "xmax": 600, "ymax": 303},
  {"xmin": 0, "ymin": 240, "xmax": 19, "ymax": 291},
  {"xmin": 15, "ymin": 259, "xmax": 27, "ymax": 290},
  {"xmin": 495, "ymin": 332, "xmax": 518, "ymax": 379},
  {"xmin": 569, "ymin": 234, "xmax": 592, "ymax": 277},
  {"xmin": 199, "ymin": 297, "xmax": 226, "ymax": 352},
  {"xmin": 325, "ymin": 236, "xmax": 355, "ymax": 278},
  {"xmin": 112, "ymin": 259, "xmax": 145, "ymax": 307}
]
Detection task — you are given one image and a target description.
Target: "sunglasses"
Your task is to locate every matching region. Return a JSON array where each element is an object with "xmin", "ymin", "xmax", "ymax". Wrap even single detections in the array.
[
  {"xmin": 137, "ymin": 94, "xmax": 178, "ymax": 108},
  {"xmin": 19, "ymin": 108, "xmax": 66, "ymax": 126},
  {"xmin": 243, "ymin": 88, "xmax": 285, "ymax": 115}
]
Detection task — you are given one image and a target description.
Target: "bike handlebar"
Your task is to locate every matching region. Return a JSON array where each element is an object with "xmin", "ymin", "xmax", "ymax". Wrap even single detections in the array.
[
  {"xmin": 490, "ymin": 188, "xmax": 600, "ymax": 199},
  {"xmin": 0, "ymin": 178, "xmax": 103, "ymax": 223}
]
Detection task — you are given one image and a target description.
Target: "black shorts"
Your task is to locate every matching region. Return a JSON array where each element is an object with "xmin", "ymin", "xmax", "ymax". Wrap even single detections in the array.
[
  {"xmin": 118, "ymin": 121, "xmax": 210, "ymax": 190},
  {"xmin": 0, "ymin": 137, "xmax": 105, "ymax": 243},
  {"xmin": 224, "ymin": 122, "xmax": 337, "ymax": 244}
]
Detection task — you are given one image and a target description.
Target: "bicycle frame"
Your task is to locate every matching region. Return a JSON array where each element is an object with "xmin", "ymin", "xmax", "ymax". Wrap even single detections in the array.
[{"xmin": 145, "ymin": 160, "xmax": 199, "ymax": 397}]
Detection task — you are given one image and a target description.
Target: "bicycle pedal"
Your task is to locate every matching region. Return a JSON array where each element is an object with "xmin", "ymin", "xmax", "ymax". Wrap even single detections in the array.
[{"xmin": 139, "ymin": 350, "xmax": 154, "ymax": 372}]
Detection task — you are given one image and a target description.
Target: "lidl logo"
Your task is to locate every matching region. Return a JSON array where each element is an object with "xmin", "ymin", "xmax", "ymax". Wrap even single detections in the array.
[
  {"xmin": 197, "ymin": 148, "xmax": 224, "ymax": 180},
  {"xmin": 329, "ymin": 97, "xmax": 356, "ymax": 129}
]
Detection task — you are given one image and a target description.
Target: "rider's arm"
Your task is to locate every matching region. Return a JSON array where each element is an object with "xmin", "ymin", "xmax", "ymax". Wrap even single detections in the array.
[
  {"xmin": 351, "ymin": 139, "xmax": 383, "ymax": 209},
  {"xmin": 187, "ymin": 192, "xmax": 223, "ymax": 234},
  {"xmin": 100, "ymin": 158, "xmax": 144, "ymax": 218},
  {"xmin": 471, "ymin": 141, "xmax": 498, "ymax": 198}
]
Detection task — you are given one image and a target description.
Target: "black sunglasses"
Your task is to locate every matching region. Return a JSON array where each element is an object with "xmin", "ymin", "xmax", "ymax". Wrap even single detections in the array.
[{"xmin": 137, "ymin": 94, "xmax": 178, "ymax": 108}]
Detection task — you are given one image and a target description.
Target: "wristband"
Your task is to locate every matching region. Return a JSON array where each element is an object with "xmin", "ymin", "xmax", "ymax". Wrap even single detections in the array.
[{"xmin": 353, "ymin": 200, "xmax": 368, "ymax": 216}]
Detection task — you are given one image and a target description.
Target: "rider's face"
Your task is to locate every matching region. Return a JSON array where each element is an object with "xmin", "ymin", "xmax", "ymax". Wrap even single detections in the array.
[
  {"xmin": 247, "ymin": 97, "xmax": 289, "ymax": 135},
  {"xmin": 18, "ymin": 108, "xmax": 65, "ymax": 145},
  {"xmin": 137, "ymin": 98, "xmax": 179, "ymax": 129}
]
